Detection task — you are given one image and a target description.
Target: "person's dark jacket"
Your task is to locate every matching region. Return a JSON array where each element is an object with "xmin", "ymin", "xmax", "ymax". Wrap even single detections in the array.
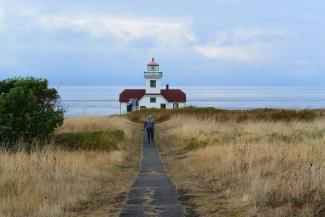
[{"xmin": 144, "ymin": 118, "xmax": 155, "ymax": 130}]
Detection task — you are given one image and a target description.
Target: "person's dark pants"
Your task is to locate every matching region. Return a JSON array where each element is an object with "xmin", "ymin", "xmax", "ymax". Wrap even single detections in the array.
[{"xmin": 146, "ymin": 128, "xmax": 154, "ymax": 143}]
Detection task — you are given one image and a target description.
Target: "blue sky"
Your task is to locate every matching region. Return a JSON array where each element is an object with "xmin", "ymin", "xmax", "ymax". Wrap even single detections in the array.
[{"xmin": 0, "ymin": 0, "xmax": 324, "ymax": 86}]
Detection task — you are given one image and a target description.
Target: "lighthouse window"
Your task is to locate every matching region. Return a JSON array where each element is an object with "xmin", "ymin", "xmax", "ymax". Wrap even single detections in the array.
[
  {"xmin": 150, "ymin": 97, "xmax": 156, "ymax": 103},
  {"xmin": 150, "ymin": 80, "xmax": 156, "ymax": 88}
]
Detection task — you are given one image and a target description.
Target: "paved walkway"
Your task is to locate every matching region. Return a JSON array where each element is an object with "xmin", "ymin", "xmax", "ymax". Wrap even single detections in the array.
[{"xmin": 119, "ymin": 134, "xmax": 184, "ymax": 217}]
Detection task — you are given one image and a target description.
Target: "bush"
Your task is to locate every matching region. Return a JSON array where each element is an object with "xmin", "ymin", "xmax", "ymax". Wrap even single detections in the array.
[
  {"xmin": 0, "ymin": 77, "xmax": 64, "ymax": 145},
  {"xmin": 54, "ymin": 130, "xmax": 125, "ymax": 151}
]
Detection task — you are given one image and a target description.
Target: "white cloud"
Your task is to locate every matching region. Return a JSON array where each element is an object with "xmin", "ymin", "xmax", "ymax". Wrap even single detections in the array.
[
  {"xmin": 2, "ymin": 8, "xmax": 284, "ymax": 63},
  {"xmin": 194, "ymin": 43, "xmax": 271, "ymax": 62},
  {"xmin": 194, "ymin": 29, "xmax": 283, "ymax": 62},
  {"xmin": 17, "ymin": 12, "xmax": 196, "ymax": 47}
]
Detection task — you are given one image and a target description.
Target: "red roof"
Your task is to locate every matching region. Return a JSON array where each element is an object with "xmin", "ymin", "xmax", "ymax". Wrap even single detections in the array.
[
  {"xmin": 161, "ymin": 89, "xmax": 186, "ymax": 102},
  {"xmin": 119, "ymin": 89, "xmax": 186, "ymax": 103},
  {"xmin": 147, "ymin": 58, "xmax": 159, "ymax": 66},
  {"xmin": 119, "ymin": 89, "xmax": 145, "ymax": 102}
]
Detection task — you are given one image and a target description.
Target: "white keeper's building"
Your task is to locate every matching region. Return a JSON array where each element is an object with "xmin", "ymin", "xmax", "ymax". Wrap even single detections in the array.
[{"xmin": 119, "ymin": 58, "xmax": 186, "ymax": 114}]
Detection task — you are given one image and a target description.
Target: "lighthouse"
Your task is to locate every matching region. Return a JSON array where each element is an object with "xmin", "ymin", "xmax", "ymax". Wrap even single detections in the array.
[
  {"xmin": 145, "ymin": 58, "xmax": 162, "ymax": 94},
  {"xmin": 119, "ymin": 58, "xmax": 187, "ymax": 114}
]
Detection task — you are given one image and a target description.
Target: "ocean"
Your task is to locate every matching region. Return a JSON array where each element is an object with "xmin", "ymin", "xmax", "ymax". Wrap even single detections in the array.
[{"xmin": 56, "ymin": 86, "xmax": 325, "ymax": 116}]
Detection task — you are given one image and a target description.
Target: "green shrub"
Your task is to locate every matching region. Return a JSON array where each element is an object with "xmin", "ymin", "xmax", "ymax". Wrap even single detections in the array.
[
  {"xmin": 0, "ymin": 77, "xmax": 64, "ymax": 146},
  {"xmin": 54, "ymin": 130, "xmax": 125, "ymax": 151}
]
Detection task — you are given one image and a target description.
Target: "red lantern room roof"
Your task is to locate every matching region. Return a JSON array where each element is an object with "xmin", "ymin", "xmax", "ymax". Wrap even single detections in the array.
[{"xmin": 147, "ymin": 58, "xmax": 159, "ymax": 66}]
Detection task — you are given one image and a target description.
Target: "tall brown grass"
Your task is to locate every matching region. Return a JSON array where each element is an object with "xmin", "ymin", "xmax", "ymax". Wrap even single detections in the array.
[
  {"xmin": 0, "ymin": 149, "xmax": 123, "ymax": 217},
  {"xmin": 0, "ymin": 116, "xmax": 140, "ymax": 217},
  {"xmin": 54, "ymin": 130, "xmax": 125, "ymax": 151},
  {"xmin": 57, "ymin": 115, "xmax": 136, "ymax": 136},
  {"xmin": 158, "ymin": 113, "xmax": 325, "ymax": 217}
]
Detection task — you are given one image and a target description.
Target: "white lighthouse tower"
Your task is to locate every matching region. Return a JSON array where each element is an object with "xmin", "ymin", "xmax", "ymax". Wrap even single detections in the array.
[{"xmin": 144, "ymin": 58, "xmax": 162, "ymax": 94}]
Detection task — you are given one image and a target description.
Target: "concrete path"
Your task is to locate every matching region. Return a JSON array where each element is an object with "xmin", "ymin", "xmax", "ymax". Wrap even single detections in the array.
[{"xmin": 119, "ymin": 133, "xmax": 184, "ymax": 217}]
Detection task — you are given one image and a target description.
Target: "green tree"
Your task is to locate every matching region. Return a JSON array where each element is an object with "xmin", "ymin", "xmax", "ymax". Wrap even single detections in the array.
[{"xmin": 0, "ymin": 77, "xmax": 64, "ymax": 145}]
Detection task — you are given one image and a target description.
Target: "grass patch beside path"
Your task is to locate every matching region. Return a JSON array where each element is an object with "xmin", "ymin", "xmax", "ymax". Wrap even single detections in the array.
[
  {"xmin": 158, "ymin": 111, "xmax": 325, "ymax": 217},
  {"xmin": 0, "ymin": 115, "xmax": 141, "ymax": 217},
  {"xmin": 54, "ymin": 130, "xmax": 125, "ymax": 151}
]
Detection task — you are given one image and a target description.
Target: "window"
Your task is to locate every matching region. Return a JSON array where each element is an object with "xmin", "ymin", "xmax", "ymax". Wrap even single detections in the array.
[
  {"xmin": 150, "ymin": 97, "xmax": 156, "ymax": 103},
  {"xmin": 160, "ymin": 104, "xmax": 166, "ymax": 109},
  {"xmin": 127, "ymin": 105, "xmax": 132, "ymax": 112},
  {"xmin": 150, "ymin": 80, "xmax": 156, "ymax": 88},
  {"xmin": 173, "ymin": 103, "xmax": 179, "ymax": 109},
  {"xmin": 147, "ymin": 66, "xmax": 159, "ymax": 71},
  {"xmin": 140, "ymin": 106, "xmax": 146, "ymax": 110}
]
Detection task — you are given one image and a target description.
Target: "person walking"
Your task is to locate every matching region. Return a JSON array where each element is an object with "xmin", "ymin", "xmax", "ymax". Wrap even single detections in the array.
[{"xmin": 144, "ymin": 115, "xmax": 155, "ymax": 144}]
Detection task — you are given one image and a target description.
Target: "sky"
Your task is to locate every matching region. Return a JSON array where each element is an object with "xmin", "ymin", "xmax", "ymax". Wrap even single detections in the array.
[{"xmin": 0, "ymin": 0, "xmax": 324, "ymax": 86}]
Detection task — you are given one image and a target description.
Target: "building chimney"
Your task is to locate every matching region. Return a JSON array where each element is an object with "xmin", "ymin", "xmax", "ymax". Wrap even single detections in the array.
[{"xmin": 166, "ymin": 84, "xmax": 169, "ymax": 90}]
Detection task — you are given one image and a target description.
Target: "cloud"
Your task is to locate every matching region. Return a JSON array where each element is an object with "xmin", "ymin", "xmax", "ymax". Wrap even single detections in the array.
[
  {"xmin": 13, "ymin": 11, "xmax": 196, "ymax": 48},
  {"xmin": 194, "ymin": 43, "xmax": 271, "ymax": 62},
  {"xmin": 194, "ymin": 29, "xmax": 283, "ymax": 62},
  {"xmin": 2, "ymin": 9, "xmax": 283, "ymax": 63}
]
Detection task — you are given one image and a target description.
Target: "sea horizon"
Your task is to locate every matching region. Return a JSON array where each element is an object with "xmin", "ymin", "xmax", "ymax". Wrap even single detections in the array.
[{"xmin": 55, "ymin": 85, "xmax": 325, "ymax": 116}]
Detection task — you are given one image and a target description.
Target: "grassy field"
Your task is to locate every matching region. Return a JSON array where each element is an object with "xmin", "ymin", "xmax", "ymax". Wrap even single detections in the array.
[
  {"xmin": 0, "ymin": 115, "xmax": 140, "ymax": 217},
  {"xmin": 156, "ymin": 108, "xmax": 325, "ymax": 217},
  {"xmin": 1, "ymin": 108, "xmax": 324, "ymax": 217}
]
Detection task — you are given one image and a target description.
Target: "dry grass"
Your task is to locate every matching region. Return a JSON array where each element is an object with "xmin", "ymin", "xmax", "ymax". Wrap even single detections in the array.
[
  {"xmin": 0, "ymin": 115, "xmax": 140, "ymax": 217},
  {"xmin": 54, "ymin": 130, "xmax": 125, "ymax": 151},
  {"xmin": 158, "ymin": 114, "xmax": 325, "ymax": 217},
  {"xmin": 127, "ymin": 107, "xmax": 320, "ymax": 124},
  {"xmin": 57, "ymin": 115, "xmax": 135, "ymax": 136}
]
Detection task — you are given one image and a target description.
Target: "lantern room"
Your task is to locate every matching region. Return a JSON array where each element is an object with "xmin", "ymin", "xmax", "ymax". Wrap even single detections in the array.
[{"xmin": 147, "ymin": 58, "xmax": 159, "ymax": 71}]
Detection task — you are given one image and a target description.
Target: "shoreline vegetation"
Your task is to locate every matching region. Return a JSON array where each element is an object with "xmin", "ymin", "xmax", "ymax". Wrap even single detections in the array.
[{"xmin": 0, "ymin": 107, "xmax": 324, "ymax": 217}]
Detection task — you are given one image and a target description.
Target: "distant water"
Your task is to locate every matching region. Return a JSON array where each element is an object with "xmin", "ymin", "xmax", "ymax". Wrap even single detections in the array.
[{"xmin": 55, "ymin": 86, "xmax": 325, "ymax": 116}]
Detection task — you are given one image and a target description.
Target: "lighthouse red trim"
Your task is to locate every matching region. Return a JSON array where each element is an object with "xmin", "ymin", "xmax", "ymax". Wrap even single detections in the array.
[
  {"xmin": 119, "ymin": 89, "xmax": 145, "ymax": 102},
  {"xmin": 147, "ymin": 58, "xmax": 159, "ymax": 66},
  {"xmin": 161, "ymin": 89, "xmax": 186, "ymax": 102},
  {"xmin": 119, "ymin": 89, "xmax": 186, "ymax": 103}
]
